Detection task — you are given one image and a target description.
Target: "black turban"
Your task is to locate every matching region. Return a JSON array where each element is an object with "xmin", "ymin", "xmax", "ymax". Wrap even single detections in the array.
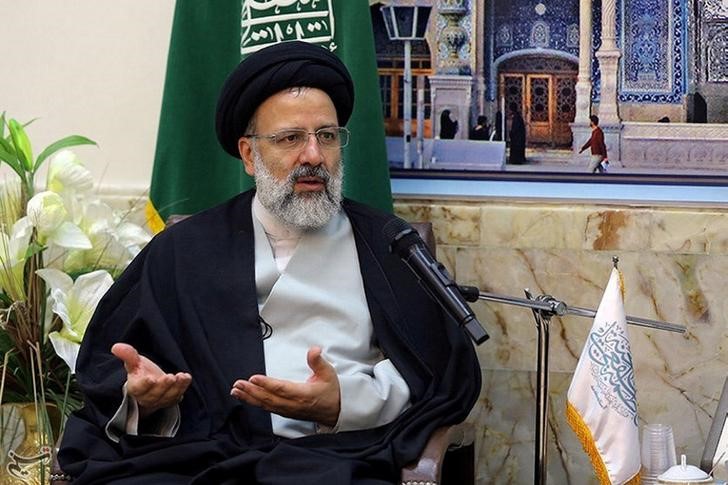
[{"xmin": 215, "ymin": 41, "xmax": 355, "ymax": 158}]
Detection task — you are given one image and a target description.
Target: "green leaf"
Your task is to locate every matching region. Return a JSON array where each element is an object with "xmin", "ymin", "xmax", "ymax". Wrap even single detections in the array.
[
  {"xmin": 24, "ymin": 240, "xmax": 46, "ymax": 260},
  {"xmin": 8, "ymin": 119, "xmax": 33, "ymax": 171},
  {"xmin": 22, "ymin": 117, "xmax": 39, "ymax": 128},
  {"xmin": 0, "ymin": 111, "xmax": 6, "ymax": 138},
  {"xmin": 0, "ymin": 132, "xmax": 16, "ymax": 156},
  {"xmin": 34, "ymin": 135, "xmax": 97, "ymax": 171},
  {"xmin": 0, "ymin": 138, "xmax": 24, "ymax": 177}
]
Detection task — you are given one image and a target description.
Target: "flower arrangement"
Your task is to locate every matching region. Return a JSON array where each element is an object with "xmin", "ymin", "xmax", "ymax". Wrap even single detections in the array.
[{"xmin": 0, "ymin": 113, "xmax": 151, "ymax": 479}]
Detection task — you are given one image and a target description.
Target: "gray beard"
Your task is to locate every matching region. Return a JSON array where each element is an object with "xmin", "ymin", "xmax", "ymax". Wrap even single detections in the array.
[{"xmin": 252, "ymin": 151, "xmax": 343, "ymax": 230}]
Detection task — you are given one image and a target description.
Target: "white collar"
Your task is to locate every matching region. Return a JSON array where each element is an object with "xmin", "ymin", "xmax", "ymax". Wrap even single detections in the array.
[{"xmin": 252, "ymin": 194, "xmax": 302, "ymax": 242}]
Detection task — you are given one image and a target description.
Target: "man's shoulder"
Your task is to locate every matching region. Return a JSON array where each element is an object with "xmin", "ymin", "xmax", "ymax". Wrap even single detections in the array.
[
  {"xmin": 342, "ymin": 198, "xmax": 394, "ymax": 229},
  {"xmin": 165, "ymin": 191, "xmax": 253, "ymax": 231},
  {"xmin": 153, "ymin": 190, "xmax": 254, "ymax": 248}
]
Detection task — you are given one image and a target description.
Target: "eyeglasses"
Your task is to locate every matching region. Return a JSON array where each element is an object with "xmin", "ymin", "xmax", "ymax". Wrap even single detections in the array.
[{"xmin": 245, "ymin": 127, "xmax": 350, "ymax": 151}]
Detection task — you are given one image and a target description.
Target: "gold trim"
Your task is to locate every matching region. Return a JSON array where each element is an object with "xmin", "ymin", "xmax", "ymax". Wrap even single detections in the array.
[{"xmin": 566, "ymin": 401, "xmax": 640, "ymax": 485}]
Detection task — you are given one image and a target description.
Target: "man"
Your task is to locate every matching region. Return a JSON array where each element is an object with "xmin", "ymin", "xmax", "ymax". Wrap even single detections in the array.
[
  {"xmin": 579, "ymin": 115, "xmax": 609, "ymax": 173},
  {"xmin": 58, "ymin": 41, "xmax": 481, "ymax": 484}
]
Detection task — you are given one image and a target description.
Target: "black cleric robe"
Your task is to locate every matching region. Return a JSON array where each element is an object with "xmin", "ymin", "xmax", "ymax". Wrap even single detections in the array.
[{"xmin": 58, "ymin": 189, "xmax": 482, "ymax": 484}]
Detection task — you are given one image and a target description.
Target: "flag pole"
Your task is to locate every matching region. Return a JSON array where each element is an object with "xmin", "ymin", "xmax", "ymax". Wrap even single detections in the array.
[{"xmin": 457, "ymin": 283, "xmax": 685, "ymax": 484}]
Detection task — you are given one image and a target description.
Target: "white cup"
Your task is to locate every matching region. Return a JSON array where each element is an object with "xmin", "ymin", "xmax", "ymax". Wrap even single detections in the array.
[{"xmin": 642, "ymin": 424, "xmax": 678, "ymax": 484}]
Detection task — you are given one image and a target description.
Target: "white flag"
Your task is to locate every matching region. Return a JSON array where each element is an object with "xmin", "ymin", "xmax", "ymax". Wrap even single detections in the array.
[{"xmin": 566, "ymin": 268, "xmax": 640, "ymax": 485}]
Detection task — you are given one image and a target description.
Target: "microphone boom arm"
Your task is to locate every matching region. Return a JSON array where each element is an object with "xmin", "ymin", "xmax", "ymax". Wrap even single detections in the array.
[{"xmin": 462, "ymin": 286, "xmax": 686, "ymax": 333}]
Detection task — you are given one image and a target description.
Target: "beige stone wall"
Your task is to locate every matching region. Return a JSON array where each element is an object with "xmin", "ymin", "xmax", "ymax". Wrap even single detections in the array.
[
  {"xmin": 619, "ymin": 103, "xmax": 687, "ymax": 122},
  {"xmin": 395, "ymin": 196, "xmax": 728, "ymax": 483}
]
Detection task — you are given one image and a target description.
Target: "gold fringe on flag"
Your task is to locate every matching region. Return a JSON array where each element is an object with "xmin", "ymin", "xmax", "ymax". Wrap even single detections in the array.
[
  {"xmin": 566, "ymin": 401, "xmax": 641, "ymax": 485},
  {"xmin": 145, "ymin": 200, "xmax": 166, "ymax": 235}
]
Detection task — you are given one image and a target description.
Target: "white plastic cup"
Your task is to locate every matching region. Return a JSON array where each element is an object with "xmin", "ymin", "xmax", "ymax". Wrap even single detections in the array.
[{"xmin": 641, "ymin": 423, "xmax": 677, "ymax": 484}]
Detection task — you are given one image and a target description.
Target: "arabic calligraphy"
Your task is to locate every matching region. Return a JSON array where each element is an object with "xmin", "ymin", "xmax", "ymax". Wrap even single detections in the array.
[
  {"xmin": 241, "ymin": 0, "xmax": 336, "ymax": 54},
  {"xmin": 5, "ymin": 446, "xmax": 52, "ymax": 479},
  {"xmin": 586, "ymin": 320, "xmax": 638, "ymax": 425}
]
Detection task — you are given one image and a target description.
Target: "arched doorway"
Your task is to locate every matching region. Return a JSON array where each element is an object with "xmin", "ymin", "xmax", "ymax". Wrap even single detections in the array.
[{"xmin": 498, "ymin": 56, "xmax": 577, "ymax": 147}]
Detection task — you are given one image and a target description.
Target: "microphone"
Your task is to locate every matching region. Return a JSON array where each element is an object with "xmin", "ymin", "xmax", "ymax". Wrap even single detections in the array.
[{"xmin": 383, "ymin": 218, "xmax": 489, "ymax": 345}]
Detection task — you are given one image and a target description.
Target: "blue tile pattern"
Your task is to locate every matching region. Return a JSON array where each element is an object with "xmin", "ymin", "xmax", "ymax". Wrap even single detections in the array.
[
  {"xmin": 618, "ymin": 0, "xmax": 687, "ymax": 103},
  {"xmin": 480, "ymin": 0, "xmax": 688, "ymax": 104},
  {"xmin": 492, "ymin": 1, "xmax": 580, "ymax": 59}
]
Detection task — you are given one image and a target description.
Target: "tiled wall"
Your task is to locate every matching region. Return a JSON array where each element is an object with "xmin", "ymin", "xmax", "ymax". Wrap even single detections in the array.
[{"xmin": 395, "ymin": 197, "xmax": 728, "ymax": 483}]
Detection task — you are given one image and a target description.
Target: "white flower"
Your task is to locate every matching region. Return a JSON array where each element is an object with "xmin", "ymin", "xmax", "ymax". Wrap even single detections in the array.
[
  {"xmin": 27, "ymin": 191, "xmax": 92, "ymax": 249},
  {"xmin": 37, "ymin": 268, "xmax": 113, "ymax": 373},
  {"xmin": 46, "ymin": 150, "xmax": 95, "ymax": 196},
  {"xmin": 0, "ymin": 217, "xmax": 33, "ymax": 300},
  {"xmin": 63, "ymin": 200, "xmax": 150, "ymax": 273}
]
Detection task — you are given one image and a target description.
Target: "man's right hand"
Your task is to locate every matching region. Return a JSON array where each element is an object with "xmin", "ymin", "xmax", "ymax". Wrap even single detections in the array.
[{"xmin": 111, "ymin": 343, "xmax": 192, "ymax": 418}]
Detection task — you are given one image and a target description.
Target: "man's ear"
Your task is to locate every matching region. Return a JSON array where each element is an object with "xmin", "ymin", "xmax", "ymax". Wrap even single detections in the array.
[{"xmin": 238, "ymin": 138, "xmax": 255, "ymax": 176}]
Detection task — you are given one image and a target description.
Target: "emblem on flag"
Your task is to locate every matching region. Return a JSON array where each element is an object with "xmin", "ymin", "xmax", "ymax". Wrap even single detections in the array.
[{"xmin": 586, "ymin": 320, "xmax": 638, "ymax": 426}]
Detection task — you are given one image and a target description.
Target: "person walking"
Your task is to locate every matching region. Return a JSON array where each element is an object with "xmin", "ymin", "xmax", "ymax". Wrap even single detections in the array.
[{"xmin": 579, "ymin": 115, "xmax": 609, "ymax": 173}]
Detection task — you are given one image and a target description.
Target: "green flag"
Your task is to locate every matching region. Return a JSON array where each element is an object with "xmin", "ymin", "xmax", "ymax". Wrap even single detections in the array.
[{"xmin": 148, "ymin": 0, "xmax": 392, "ymax": 233}]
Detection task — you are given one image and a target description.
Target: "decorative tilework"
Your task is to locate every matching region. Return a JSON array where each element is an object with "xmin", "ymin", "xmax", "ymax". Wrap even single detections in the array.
[
  {"xmin": 697, "ymin": 0, "xmax": 728, "ymax": 85},
  {"xmin": 434, "ymin": 0, "xmax": 473, "ymax": 75},
  {"xmin": 706, "ymin": 24, "xmax": 728, "ymax": 82},
  {"xmin": 591, "ymin": 0, "xmax": 603, "ymax": 102},
  {"xmin": 480, "ymin": 0, "xmax": 687, "ymax": 104},
  {"xmin": 530, "ymin": 21, "xmax": 550, "ymax": 47},
  {"xmin": 704, "ymin": 0, "xmax": 728, "ymax": 20},
  {"xmin": 567, "ymin": 23, "xmax": 580, "ymax": 48},
  {"xmin": 623, "ymin": 0, "xmax": 671, "ymax": 90},
  {"xmin": 492, "ymin": 1, "xmax": 579, "ymax": 60},
  {"xmin": 488, "ymin": 0, "xmax": 579, "ymax": 100},
  {"xmin": 497, "ymin": 24, "xmax": 513, "ymax": 47},
  {"xmin": 619, "ymin": 0, "xmax": 687, "ymax": 103}
]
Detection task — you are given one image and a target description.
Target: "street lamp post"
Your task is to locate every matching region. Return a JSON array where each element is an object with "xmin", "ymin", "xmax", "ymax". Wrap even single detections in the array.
[{"xmin": 380, "ymin": 1, "xmax": 432, "ymax": 169}]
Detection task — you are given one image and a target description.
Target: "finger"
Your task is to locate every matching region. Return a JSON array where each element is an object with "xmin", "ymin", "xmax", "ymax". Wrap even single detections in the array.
[
  {"xmin": 306, "ymin": 347, "xmax": 334, "ymax": 378},
  {"xmin": 175, "ymin": 372, "xmax": 193, "ymax": 389},
  {"xmin": 238, "ymin": 379, "xmax": 299, "ymax": 412},
  {"xmin": 248, "ymin": 375, "xmax": 300, "ymax": 399},
  {"xmin": 155, "ymin": 377, "xmax": 188, "ymax": 407},
  {"xmin": 230, "ymin": 382, "xmax": 266, "ymax": 408},
  {"xmin": 130, "ymin": 373, "xmax": 176, "ymax": 404},
  {"xmin": 168, "ymin": 373, "xmax": 192, "ymax": 399},
  {"xmin": 111, "ymin": 343, "xmax": 140, "ymax": 373},
  {"xmin": 135, "ymin": 373, "xmax": 192, "ymax": 411}
]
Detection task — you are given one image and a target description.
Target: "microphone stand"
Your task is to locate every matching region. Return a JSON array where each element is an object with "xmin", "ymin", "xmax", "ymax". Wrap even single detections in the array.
[{"xmin": 459, "ymin": 260, "xmax": 686, "ymax": 485}]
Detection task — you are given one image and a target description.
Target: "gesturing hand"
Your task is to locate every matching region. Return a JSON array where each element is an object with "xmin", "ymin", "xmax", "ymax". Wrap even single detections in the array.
[
  {"xmin": 230, "ymin": 346, "xmax": 341, "ymax": 427},
  {"xmin": 111, "ymin": 343, "xmax": 192, "ymax": 418}
]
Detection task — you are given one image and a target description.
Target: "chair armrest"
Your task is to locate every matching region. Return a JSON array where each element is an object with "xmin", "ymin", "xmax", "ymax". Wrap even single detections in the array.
[
  {"xmin": 50, "ymin": 452, "xmax": 72, "ymax": 484},
  {"xmin": 401, "ymin": 422, "xmax": 475, "ymax": 485},
  {"xmin": 51, "ymin": 435, "xmax": 72, "ymax": 485}
]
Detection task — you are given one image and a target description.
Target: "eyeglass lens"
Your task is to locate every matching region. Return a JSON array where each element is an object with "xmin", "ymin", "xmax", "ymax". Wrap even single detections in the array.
[{"xmin": 271, "ymin": 128, "xmax": 349, "ymax": 150}]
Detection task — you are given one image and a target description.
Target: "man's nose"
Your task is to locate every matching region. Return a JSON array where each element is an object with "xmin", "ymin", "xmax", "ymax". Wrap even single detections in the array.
[{"xmin": 298, "ymin": 133, "xmax": 325, "ymax": 164}]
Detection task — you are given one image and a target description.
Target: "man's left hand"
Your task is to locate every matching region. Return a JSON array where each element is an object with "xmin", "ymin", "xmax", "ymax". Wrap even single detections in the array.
[{"xmin": 230, "ymin": 346, "xmax": 341, "ymax": 427}]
